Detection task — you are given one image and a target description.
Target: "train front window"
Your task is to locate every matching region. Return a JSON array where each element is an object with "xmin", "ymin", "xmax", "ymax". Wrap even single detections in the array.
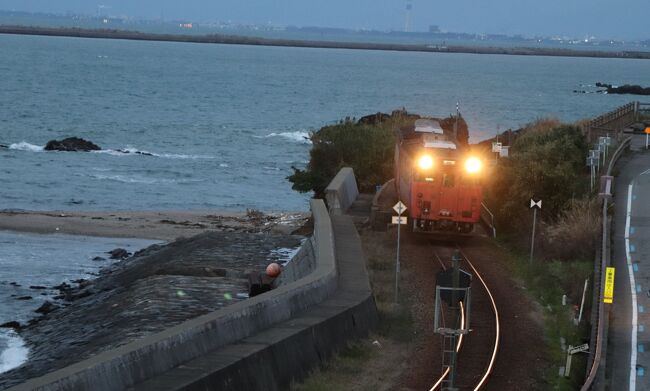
[
  {"xmin": 414, "ymin": 170, "xmax": 435, "ymax": 182},
  {"xmin": 443, "ymin": 174, "xmax": 455, "ymax": 187}
]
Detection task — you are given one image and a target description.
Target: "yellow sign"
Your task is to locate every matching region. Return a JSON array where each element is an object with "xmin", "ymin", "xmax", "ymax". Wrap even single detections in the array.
[{"xmin": 604, "ymin": 267, "xmax": 615, "ymax": 304}]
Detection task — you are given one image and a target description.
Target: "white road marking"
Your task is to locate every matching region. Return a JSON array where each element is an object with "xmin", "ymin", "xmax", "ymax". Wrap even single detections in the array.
[
  {"xmin": 626, "ymin": 183, "xmax": 638, "ymax": 390},
  {"xmin": 641, "ymin": 168, "xmax": 650, "ymax": 176}
]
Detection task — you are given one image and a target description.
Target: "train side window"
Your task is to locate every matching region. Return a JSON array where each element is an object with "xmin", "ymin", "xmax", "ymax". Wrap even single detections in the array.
[{"xmin": 443, "ymin": 174, "xmax": 455, "ymax": 187}]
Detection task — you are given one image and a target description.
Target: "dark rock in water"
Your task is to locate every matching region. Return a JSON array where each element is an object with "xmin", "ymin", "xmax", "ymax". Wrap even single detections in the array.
[
  {"xmin": 108, "ymin": 248, "xmax": 130, "ymax": 260},
  {"xmin": 29, "ymin": 285, "xmax": 47, "ymax": 290},
  {"xmin": 0, "ymin": 321, "xmax": 21, "ymax": 330},
  {"xmin": 16, "ymin": 296, "xmax": 32, "ymax": 300},
  {"xmin": 35, "ymin": 301, "xmax": 58, "ymax": 314},
  {"xmin": 92, "ymin": 256, "xmax": 106, "ymax": 262},
  {"xmin": 116, "ymin": 149, "xmax": 154, "ymax": 157},
  {"xmin": 596, "ymin": 82, "xmax": 650, "ymax": 96},
  {"xmin": 44, "ymin": 137, "xmax": 101, "ymax": 152},
  {"xmin": 52, "ymin": 282, "xmax": 72, "ymax": 291}
]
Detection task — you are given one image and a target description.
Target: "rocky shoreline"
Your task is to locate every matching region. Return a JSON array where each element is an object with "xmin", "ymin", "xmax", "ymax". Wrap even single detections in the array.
[{"xmin": 0, "ymin": 211, "xmax": 309, "ymax": 389}]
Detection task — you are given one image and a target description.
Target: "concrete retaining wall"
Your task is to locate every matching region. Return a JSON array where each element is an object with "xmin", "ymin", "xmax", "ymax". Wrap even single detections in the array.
[
  {"xmin": 325, "ymin": 167, "xmax": 359, "ymax": 215},
  {"xmin": 130, "ymin": 214, "xmax": 378, "ymax": 391},
  {"xmin": 275, "ymin": 238, "xmax": 316, "ymax": 286},
  {"xmin": 9, "ymin": 200, "xmax": 337, "ymax": 391}
]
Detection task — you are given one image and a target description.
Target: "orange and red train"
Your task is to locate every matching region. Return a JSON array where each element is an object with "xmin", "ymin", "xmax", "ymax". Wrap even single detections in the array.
[{"xmin": 395, "ymin": 119, "xmax": 483, "ymax": 234}]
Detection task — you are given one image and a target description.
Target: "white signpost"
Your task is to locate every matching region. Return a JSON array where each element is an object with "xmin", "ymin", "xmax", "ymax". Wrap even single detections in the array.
[
  {"xmin": 565, "ymin": 343, "xmax": 590, "ymax": 377},
  {"xmin": 529, "ymin": 199, "xmax": 542, "ymax": 265},
  {"xmin": 393, "ymin": 201, "xmax": 407, "ymax": 302}
]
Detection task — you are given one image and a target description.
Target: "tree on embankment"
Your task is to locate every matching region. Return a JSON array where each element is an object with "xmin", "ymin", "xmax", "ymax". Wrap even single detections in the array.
[
  {"xmin": 485, "ymin": 119, "xmax": 599, "ymax": 261},
  {"xmin": 288, "ymin": 110, "xmax": 468, "ymax": 196}
]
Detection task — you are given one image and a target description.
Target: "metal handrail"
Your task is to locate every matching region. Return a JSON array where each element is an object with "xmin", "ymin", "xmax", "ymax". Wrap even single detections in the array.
[
  {"xmin": 581, "ymin": 136, "xmax": 631, "ymax": 390},
  {"xmin": 480, "ymin": 202, "xmax": 497, "ymax": 238}
]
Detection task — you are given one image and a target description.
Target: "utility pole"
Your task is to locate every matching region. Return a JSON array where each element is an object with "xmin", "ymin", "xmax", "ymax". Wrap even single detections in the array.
[
  {"xmin": 453, "ymin": 102, "xmax": 459, "ymax": 143},
  {"xmin": 447, "ymin": 251, "xmax": 461, "ymax": 390},
  {"xmin": 529, "ymin": 199, "xmax": 542, "ymax": 264}
]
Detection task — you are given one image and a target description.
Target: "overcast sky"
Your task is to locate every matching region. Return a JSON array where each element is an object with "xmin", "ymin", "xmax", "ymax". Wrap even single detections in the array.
[{"xmin": 2, "ymin": 0, "xmax": 647, "ymax": 40}]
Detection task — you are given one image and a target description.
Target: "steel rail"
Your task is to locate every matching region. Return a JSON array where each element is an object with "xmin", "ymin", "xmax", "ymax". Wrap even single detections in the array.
[
  {"xmin": 458, "ymin": 247, "xmax": 500, "ymax": 391},
  {"xmin": 429, "ymin": 246, "xmax": 500, "ymax": 391}
]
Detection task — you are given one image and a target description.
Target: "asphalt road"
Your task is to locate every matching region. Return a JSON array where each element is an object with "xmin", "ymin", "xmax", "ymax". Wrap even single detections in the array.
[{"xmin": 607, "ymin": 134, "xmax": 650, "ymax": 391}]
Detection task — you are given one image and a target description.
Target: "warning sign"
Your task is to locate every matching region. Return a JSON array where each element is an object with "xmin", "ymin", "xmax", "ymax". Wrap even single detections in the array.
[{"xmin": 604, "ymin": 267, "xmax": 615, "ymax": 304}]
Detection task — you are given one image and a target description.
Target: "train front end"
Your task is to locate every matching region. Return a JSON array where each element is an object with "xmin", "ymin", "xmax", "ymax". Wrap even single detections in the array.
[
  {"xmin": 397, "ymin": 119, "xmax": 483, "ymax": 234},
  {"xmin": 409, "ymin": 149, "xmax": 483, "ymax": 233}
]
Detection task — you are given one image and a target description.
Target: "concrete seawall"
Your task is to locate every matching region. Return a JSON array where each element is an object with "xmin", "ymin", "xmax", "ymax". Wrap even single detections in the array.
[
  {"xmin": 10, "ymin": 168, "xmax": 378, "ymax": 390},
  {"xmin": 8, "ymin": 200, "xmax": 339, "ymax": 391},
  {"xmin": 131, "ymin": 212, "xmax": 377, "ymax": 390},
  {"xmin": 325, "ymin": 167, "xmax": 359, "ymax": 215}
]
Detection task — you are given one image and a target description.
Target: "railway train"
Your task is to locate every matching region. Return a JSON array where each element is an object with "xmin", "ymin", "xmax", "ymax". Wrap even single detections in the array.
[{"xmin": 395, "ymin": 118, "xmax": 483, "ymax": 234}]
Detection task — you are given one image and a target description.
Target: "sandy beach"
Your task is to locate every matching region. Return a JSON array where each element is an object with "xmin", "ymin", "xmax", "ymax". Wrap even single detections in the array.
[{"xmin": 0, "ymin": 209, "xmax": 310, "ymax": 241}]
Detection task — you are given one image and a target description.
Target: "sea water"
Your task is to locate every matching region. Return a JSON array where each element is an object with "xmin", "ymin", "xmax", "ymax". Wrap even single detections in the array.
[
  {"xmin": 0, "ymin": 231, "xmax": 159, "ymax": 373},
  {"xmin": 1, "ymin": 32, "xmax": 650, "ymax": 374},
  {"xmin": 1, "ymin": 34, "xmax": 650, "ymax": 212}
]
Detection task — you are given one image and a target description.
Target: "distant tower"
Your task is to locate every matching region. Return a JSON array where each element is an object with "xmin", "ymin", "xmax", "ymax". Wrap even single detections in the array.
[{"xmin": 404, "ymin": 1, "xmax": 413, "ymax": 33}]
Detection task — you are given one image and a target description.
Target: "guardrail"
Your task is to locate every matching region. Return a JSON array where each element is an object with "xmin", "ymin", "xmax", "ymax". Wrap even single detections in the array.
[
  {"xmin": 590, "ymin": 102, "xmax": 636, "ymax": 129},
  {"xmin": 581, "ymin": 136, "xmax": 631, "ymax": 390},
  {"xmin": 585, "ymin": 102, "xmax": 638, "ymax": 142},
  {"xmin": 480, "ymin": 202, "xmax": 497, "ymax": 238}
]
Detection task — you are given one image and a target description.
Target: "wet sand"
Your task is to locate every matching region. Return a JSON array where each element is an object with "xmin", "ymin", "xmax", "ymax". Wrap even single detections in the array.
[{"xmin": 0, "ymin": 209, "xmax": 309, "ymax": 241}]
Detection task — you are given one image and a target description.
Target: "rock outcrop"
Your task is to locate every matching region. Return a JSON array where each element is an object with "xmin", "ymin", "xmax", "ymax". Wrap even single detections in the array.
[
  {"xmin": 44, "ymin": 137, "xmax": 101, "ymax": 152},
  {"xmin": 596, "ymin": 82, "xmax": 650, "ymax": 96}
]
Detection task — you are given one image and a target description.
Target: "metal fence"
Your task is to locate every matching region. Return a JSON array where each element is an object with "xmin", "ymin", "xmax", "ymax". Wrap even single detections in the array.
[{"xmin": 581, "ymin": 136, "xmax": 631, "ymax": 390}]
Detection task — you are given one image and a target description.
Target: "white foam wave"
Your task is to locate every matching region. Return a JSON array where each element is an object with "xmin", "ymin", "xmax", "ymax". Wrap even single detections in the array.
[
  {"xmin": 269, "ymin": 246, "xmax": 302, "ymax": 265},
  {"xmin": 219, "ymin": 163, "xmax": 230, "ymax": 168},
  {"xmin": 94, "ymin": 148, "xmax": 213, "ymax": 160},
  {"xmin": 0, "ymin": 330, "xmax": 28, "ymax": 374},
  {"xmin": 257, "ymin": 131, "xmax": 311, "ymax": 144},
  {"xmin": 9, "ymin": 142, "xmax": 44, "ymax": 152},
  {"xmin": 90, "ymin": 174, "xmax": 201, "ymax": 185}
]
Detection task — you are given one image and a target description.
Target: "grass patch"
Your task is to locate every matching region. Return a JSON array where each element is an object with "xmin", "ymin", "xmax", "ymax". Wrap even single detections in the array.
[
  {"xmin": 499, "ymin": 243, "xmax": 593, "ymax": 390},
  {"xmin": 290, "ymin": 232, "xmax": 414, "ymax": 391},
  {"xmin": 290, "ymin": 342, "xmax": 375, "ymax": 391}
]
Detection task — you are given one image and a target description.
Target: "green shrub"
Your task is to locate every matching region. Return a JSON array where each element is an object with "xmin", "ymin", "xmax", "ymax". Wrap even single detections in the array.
[
  {"xmin": 288, "ymin": 119, "xmax": 398, "ymax": 196},
  {"xmin": 487, "ymin": 120, "xmax": 589, "ymax": 236}
]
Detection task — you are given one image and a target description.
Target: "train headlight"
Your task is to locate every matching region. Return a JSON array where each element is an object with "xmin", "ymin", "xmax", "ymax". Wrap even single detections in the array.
[
  {"xmin": 418, "ymin": 155, "xmax": 434, "ymax": 170},
  {"xmin": 464, "ymin": 157, "xmax": 482, "ymax": 174}
]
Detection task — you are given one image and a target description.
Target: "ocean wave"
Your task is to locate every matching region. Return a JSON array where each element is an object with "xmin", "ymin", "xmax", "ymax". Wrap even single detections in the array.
[
  {"xmin": 93, "ymin": 148, "xmax": 213, "ymax": 160},
  {"xmin": 8, "ymin": 142, "xmax": 44, "ymax": 152},
  {"xmin": 89, "ymin": 174, "xmax": 202, "ymax": 185},
  {"xmin": 0, "ymin": 330, "xmax": 28, "ymax": 374},
  {"xmin": 269, "ymin": 246, "xmax": 302, "ymax": 265},
  {"xmin": 256, "ymin": 131, "xmax": 311, "ymax": 144}
]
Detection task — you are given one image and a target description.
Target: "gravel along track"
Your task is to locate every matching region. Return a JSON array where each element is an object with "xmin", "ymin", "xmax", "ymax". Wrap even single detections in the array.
[{"xmin": 391, "ymin": 234, "xmax": 548, "ymax": 390}]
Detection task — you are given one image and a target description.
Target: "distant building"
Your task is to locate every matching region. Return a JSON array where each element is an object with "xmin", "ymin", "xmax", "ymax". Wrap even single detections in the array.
[
  {"xmin": 429, "ymin": 25, "xmax": 440, "ymax": 33},
  {"xmin": 179, "ymin": 23, "xmax": 193, "ymax": 29}
]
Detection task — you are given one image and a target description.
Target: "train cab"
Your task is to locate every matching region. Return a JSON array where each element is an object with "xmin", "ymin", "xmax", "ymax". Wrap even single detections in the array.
[{"xmin": 396, "ymin": 119, "xmax": 483, "ymax": 234}]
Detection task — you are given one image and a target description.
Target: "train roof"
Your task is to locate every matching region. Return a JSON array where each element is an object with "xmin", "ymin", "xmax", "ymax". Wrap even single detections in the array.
[
  {"xmin": 414, "ymin": 119, "xmax": 444, "ymax": 134},
  {"xmin": 423, "ymin": 139, "xmax": 457, "ymax": 150}
]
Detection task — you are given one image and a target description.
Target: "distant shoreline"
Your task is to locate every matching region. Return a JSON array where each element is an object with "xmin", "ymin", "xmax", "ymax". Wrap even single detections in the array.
[{"xmin": 1, "ymin": 24, "xmax": 650, "ymax": 60}]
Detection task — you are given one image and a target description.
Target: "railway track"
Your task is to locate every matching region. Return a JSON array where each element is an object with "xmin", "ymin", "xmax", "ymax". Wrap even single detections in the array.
[{"xmin": 428, "ymin": 243, "xmax": 501, "ymax": 391}]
